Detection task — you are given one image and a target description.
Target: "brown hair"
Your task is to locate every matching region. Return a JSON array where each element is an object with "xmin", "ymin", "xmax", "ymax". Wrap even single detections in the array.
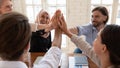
[
  {"xmin": 0, "ymin": 12, "xmax": 31, "ymax": 60},
  {"xmin": 92, "ymin": 6, "xmax": 109, "ymax": 24},
  {"xmin": 101, "ymin": 25, "xmax": 120, "ymax": 67}
]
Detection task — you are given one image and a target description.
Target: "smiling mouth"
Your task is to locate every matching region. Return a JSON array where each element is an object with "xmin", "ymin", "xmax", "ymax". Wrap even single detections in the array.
[{"xmin": 40, "ymin": 21, "xmax": 46, "ymax": 24}]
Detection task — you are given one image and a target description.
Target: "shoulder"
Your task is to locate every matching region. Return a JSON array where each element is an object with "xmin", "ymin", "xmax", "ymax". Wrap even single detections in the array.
[{"xmin": 77, "ymin": 23, "xmax": 93, "ymax": 30}]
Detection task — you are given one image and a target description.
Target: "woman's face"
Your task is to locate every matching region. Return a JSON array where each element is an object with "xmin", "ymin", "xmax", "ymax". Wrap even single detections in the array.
[
  {"xmin": 39, "ymin": 12, "xmax": 50, "ymax": 24},
  {"xmin": 93, "ymin": 30, "xmax": 106, "ymax": 56}
]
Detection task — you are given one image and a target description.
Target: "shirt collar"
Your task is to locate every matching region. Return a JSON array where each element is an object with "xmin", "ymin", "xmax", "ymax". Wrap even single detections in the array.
[{"xmin": 89, "ymin": 23, "xmax": 98, "ymax": 31}]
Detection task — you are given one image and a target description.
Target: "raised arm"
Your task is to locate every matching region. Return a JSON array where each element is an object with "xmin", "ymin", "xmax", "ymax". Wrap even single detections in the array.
[
  {"xmin": 35, "ymin": 10, "xmax": 62, "ymax": 68},
  {"xmin": 58, "ymin": 14, "xmax": 100, "ymax": 67},
  {"xmin": 45, "ymin": 10, "xmax": 61, "ymax": 32},
  {"xmin": 58, "ymin": 14, "xmax": 73, "ymax": 38}
]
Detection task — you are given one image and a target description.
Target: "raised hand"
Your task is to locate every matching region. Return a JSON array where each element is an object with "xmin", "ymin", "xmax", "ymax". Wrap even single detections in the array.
[
  {"xmin": 58, "ymin": 14, "xmax": 73, "ymax": 38},
  {"xmin": 52, "ymin": 27, "xmax": 62, "ymax": 48},
  {"xmin": 45, "ymin": 10, "xmax": 62, "ymax": 32},
  {"xmin": 51, "ymin": 9, "xmax": 61, "ymax": 28}
]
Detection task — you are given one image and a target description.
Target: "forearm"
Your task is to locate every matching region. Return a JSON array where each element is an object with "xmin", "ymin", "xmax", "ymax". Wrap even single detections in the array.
[
  {"xmin": 71, "ymin": 35, "xmax": 101, "ymax": 67},
  {"xmin": 64, "ymin": 29, "xmax": 73, "ymax": 38},
  {"xmin": 69, "ymin": 27, "xmax": 78, "ymax": 35},
  {"xmin": 52, "ymin": 28, "xmax": 62, "ymax": 48}
]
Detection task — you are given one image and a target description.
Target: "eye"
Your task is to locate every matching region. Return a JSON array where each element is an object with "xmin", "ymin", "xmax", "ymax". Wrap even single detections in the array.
[{"xmin": 46, "ymin": 17, "xmax": 49, "ymax": 19}]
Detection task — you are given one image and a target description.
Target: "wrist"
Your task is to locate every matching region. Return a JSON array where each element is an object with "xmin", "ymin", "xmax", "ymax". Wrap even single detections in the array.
[{"xmin": 66, "ymin": 30, "xmax": 73, "ymax": 38}]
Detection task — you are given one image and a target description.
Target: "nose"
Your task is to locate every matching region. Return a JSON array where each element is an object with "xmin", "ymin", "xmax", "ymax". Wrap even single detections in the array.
[
  {"xmin": 43, "ymin": 18, "xmax": 48, "ymax": 22},
  {"xmin": 9, "ymin": 7, "xmax": 13, "ymax": 11}
]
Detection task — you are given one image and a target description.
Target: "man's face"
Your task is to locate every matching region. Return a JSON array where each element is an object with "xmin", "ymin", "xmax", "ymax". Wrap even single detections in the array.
[
  {"xmin": 0, "ymin": 0, "xmax": 13, "ymax": 14},
  {"xmin": 91, "ymin": 10, "xmax": 107, "ymax": 27}
]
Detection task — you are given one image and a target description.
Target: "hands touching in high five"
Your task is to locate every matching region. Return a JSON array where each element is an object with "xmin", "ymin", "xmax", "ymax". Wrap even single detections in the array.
[
  {"xmin": 57, "ymin": 13, "xmax": 73, "ymax": 38},
  {"xmin": 45, "ymin": 10, "xmax": 62, "ymax": 32},
  {"xmin": 50, "ymin": 10, "xmax": 62, "ymax": 48},
  {"xmin": 47, "ymin": 9, "xmax": 73, "ymax": 48},
  {"xmin": 52, "ymin": 9, "xmax": 73, "ymax": 38}
]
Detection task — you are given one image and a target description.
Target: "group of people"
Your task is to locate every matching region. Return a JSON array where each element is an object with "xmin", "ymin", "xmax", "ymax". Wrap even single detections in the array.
[{"xmin": 0, "ymin": 0, "xmax": 120, "ymax": 68}]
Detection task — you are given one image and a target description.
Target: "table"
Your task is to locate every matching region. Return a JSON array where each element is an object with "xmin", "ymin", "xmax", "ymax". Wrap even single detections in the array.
[
  {"xmin": 26, "ymin": 52, "xmax": 98, "ymax": 68},
  {"xmin": 60, "ymin": 53, "xmax": 98, "ymax": 68}
]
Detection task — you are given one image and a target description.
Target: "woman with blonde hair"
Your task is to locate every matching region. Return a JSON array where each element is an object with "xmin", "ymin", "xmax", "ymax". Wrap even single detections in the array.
[{"xmin": 29, "ymin": 9, "xmax": 52, "ymax": 52}]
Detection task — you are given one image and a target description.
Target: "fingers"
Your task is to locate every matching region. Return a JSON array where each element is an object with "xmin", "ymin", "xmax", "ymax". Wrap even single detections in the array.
[
  {"xmin": 50, "ymin": 10, "xmax": 62, "ymax": 29},
  {"xmin": 58, "ymin": 14, "xmax": 66, "ymax": 28},
  {"xmin": 61, "ymin": 14, "xmax": 65, "ymax": 22},
  {"xmin": 50, "ymin": 9, "xmax": 66, "ymax": 31},
  {"xmin": 56, "ymin": 9, "xmax": 61, "ymax": 17},
  {"xmin": 58, "ymin": 16, "xmax": 63, "ymax": 28}
]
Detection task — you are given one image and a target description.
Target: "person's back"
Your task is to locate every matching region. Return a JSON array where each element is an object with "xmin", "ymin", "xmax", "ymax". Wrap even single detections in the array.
[{"xmin": 0, "ymin": 12, "xmax": 31, "ymax": 68}]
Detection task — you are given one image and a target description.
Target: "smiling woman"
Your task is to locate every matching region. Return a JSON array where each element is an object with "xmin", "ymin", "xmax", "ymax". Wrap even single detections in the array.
[{"xmin": 29, "ymin": 10, "xmax": 52, "ymax": 52}]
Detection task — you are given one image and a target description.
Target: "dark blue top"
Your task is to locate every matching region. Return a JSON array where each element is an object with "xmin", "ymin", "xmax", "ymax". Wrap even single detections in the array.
[{"xmin": 29, "ymin": 32, "xmax": 51, "ymax": 52}]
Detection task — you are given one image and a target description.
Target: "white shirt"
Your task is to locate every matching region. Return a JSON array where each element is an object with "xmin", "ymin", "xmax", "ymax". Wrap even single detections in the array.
[
  {"xmin": 0, "ymin": 47, "xmax": 62, "ymax": 68},
  {"xmin": 0, "ymin": 61, "xmax": 28, "ymax": 68},
  {"xmin": 34, "ymin": 47, "xmax": 62, "ymax": 68}
]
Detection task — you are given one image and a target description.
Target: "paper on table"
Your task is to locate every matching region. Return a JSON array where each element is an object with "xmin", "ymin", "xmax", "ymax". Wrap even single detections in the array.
[{"xmin": 69, "ymin": 56, "xmax": 88, "ymax": 68}]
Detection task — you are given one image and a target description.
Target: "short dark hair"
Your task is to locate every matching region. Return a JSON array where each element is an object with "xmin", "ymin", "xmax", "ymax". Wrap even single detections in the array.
[
  {"xmin": 101, "ymin": 25, "xmax": 120, "ymax": 67},
  {"xmin": 0, "ymin": 12, "xmax": 31, "ymax": 60},
  {"xmin": 92, "ymin": 6, "xmax": 109, "ymax": 24}
]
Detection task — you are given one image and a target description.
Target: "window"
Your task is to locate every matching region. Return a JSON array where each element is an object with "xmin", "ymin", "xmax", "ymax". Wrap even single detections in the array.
[
  {"xmin": 91, "ymin": 0, "xmax": 120, "ymax": 25},
  {"xmin": 25, "ymin": 0, "xmax": 42, "ymax": 22},
  {"xmin": 116, "ymin": 0, "xmax": 120, "ymax": 25},
  {"xmin": 47, "ymin": 0, "xmax": 66, "ymax": 18},
  {"xmin": 25, "ymin": 0, "xmax": 67, "ymax": 47}
]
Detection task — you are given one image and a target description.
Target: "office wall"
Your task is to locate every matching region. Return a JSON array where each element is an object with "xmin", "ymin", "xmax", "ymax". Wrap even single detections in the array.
[
  {"xmin": 67, "ymin": 0, "xmax": 91, "ymax": 28},
  {"xmin": 63, "ymin": 0, "xmax": 91, "ymax": 53},
  {"xmin": 12, "ymin": 0, "xmax": 26, "ymax": 15}
]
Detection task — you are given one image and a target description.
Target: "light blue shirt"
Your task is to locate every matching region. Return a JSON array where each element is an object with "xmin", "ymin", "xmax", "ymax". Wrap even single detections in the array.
[{"xmin": 77, "ymin": 23, "xmax": 98, "ymax": 46}]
